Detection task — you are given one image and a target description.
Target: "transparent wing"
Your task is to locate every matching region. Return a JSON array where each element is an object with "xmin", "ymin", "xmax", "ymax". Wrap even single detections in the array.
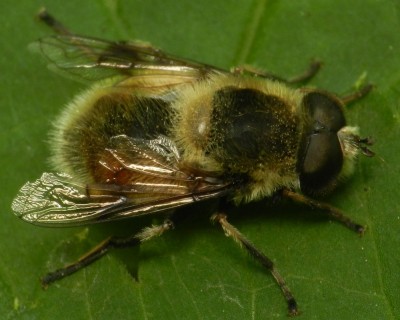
[
  {"xmin": 31, "ymin": 35, "xmax": 226, "ymax": 81},
  {"xmin": 12, "ymin": 136, "xmax": 234, "ymax": 226},
  {"xmin": 106, "ymin": 134, "xmax": 183, "ymax": 179}
]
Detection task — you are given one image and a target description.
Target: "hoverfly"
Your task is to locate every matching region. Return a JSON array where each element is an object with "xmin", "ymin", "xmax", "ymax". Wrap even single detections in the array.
[{"xmin": 12, "ymin": 9, "xmax": 374, "ymax": 316}]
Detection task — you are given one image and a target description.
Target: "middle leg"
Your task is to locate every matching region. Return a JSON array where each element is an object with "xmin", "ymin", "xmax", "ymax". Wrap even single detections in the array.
[{"xmin": 211, "ymin": 213, "xmax": 299, "ymax": 316}]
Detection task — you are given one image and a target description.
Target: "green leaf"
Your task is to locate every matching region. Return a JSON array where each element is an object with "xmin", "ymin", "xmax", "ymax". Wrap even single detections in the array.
[{"xmin": 1, "ymin": 0, "xmax": 399, "ymax": 319}]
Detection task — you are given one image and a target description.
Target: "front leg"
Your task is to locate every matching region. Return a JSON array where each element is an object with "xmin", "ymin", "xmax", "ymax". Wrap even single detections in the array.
[{"xmin": 281, "ymin": 189, "xmax": 365, "ymax": 234}]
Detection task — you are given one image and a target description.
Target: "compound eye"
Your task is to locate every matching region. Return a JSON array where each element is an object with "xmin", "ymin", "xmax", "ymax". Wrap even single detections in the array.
[
  {"xmin": 300, "ymin": 132, "xmax": 343, "ymax": 194},
  {"xmin": 298, "ymin": 91, "xmax": 346, "ymax": 195},
  {"xmin": 302, "ymin": 91, "xmax": 346, "ymax": 131}
]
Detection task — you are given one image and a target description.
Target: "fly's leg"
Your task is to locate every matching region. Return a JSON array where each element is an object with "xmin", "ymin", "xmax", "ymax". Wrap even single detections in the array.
[
  {"xmin": 232, "ymin": 60, "xmax": 321, "ymax": 84},
  {"xmin": 211, "ymin": 213, "xmax": 299, "ymax": 317},
  {"xmin": 286, "ymin": 60, "xmax": 322, "ymax": 83},
  {"xmin": 281, "ymin": 189, "xmax": 365, "ymax": 235},
  {"xmin": 37, "ymin": 8, "xmax": 73, "ymax": 35},
  {"xmin": 41, "ymin": 219, "xmax": 174, "ymax": 287},
  {"xmin": 341, "ymin": 83, "xmax": 374, "ymax": 104}
]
